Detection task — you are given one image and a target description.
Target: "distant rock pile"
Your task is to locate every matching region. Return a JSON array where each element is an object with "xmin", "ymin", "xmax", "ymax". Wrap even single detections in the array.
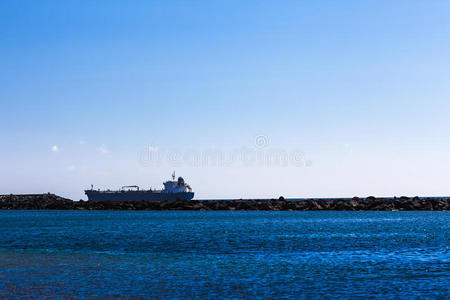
[
  {"xmin": 0, "ymin": 194, "xmax": 449, "ymax": 210},
  {"xmin": 0, "ymin": 194, "xmax": 74, "ymax": 210}
]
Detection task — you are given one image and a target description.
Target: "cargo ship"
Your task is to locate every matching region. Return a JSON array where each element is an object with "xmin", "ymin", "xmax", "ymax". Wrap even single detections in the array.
[{"xmin": 85, "ymin": 172, "xmax": 194, "ymax": 201}]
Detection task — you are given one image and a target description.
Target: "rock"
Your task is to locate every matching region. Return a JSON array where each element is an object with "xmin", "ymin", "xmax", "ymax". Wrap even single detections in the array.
[{"xmin": 1, "ymin": 194, "xmax": 449, "ymax": 211}]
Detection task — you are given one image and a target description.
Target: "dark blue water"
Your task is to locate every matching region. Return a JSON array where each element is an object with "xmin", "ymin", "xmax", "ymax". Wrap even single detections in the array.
[{"xmin": 0, "ymin": 211, "xmax": 448, "ymax": 298}]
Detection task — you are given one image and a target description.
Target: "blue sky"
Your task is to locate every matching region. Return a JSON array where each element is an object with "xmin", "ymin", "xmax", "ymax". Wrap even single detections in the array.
[{"xmin": 1, "ymin": 0, "xmax": 450, "ymax": 200}]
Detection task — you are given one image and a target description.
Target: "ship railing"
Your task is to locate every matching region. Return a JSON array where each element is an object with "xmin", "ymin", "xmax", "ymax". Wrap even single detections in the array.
[{"xmin": 121, "ymin": 185, "xmax": 140, "ymax": 191}]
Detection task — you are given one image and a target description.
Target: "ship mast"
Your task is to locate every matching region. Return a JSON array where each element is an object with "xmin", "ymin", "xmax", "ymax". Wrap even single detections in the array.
[{"xmin": 172, "ymin": 171, "xmax": 176, "ymax": 180}]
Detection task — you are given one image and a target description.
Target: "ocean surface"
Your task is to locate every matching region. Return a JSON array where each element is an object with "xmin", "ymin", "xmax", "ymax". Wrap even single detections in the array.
[{"xmin": 0, "ymin": 211, "xmax": 448, "ymax": 298}]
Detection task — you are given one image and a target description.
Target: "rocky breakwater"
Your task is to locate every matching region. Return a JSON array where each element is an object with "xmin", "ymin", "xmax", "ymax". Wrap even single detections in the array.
[
  {"xmin": 0, "ymin": 194, "xmax": 74, "ymax": 209},
  {"xmin": 0, "ymin": 194, "xmax": 449, "ymax": 210}
]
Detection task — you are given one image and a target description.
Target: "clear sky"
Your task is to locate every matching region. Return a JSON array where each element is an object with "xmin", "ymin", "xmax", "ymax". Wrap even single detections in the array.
[{"xmin": 1, "ymin": 0, "xmax": 450, "ymax": 200}]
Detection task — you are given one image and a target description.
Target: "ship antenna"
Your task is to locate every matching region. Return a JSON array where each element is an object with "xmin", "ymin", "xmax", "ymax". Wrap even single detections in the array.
[{"xmin": 172, "ymin": 171, "xmax": 175, "ymax": 180}]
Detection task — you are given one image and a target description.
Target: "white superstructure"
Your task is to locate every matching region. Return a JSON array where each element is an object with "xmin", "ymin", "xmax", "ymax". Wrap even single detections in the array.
[{"xmin": 162, "ymin": 172, "xmax": 192, "ymax": 193}]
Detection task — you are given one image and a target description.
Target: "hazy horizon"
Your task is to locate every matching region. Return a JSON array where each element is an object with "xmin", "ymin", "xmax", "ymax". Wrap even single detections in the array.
[{"xmin": 1, "ymin": 1, "xmax": 450, "ymax": 200}]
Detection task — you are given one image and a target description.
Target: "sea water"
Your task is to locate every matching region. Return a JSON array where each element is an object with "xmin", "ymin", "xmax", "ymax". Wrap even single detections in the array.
[{"xmin": 0, "ymin": 211, "xmax": 448, "ymax": 298}]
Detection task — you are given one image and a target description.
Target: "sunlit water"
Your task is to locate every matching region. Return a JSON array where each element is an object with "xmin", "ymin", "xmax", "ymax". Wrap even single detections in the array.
[{"xmin": 0, "ymin": 211, "xmax": 448, "ymax": 298}]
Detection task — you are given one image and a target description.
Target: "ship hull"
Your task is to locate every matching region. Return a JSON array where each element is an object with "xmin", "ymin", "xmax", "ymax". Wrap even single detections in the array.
[{"xmin": 85, "ymin": 191, "xmax": 194, "ymax": 201}]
